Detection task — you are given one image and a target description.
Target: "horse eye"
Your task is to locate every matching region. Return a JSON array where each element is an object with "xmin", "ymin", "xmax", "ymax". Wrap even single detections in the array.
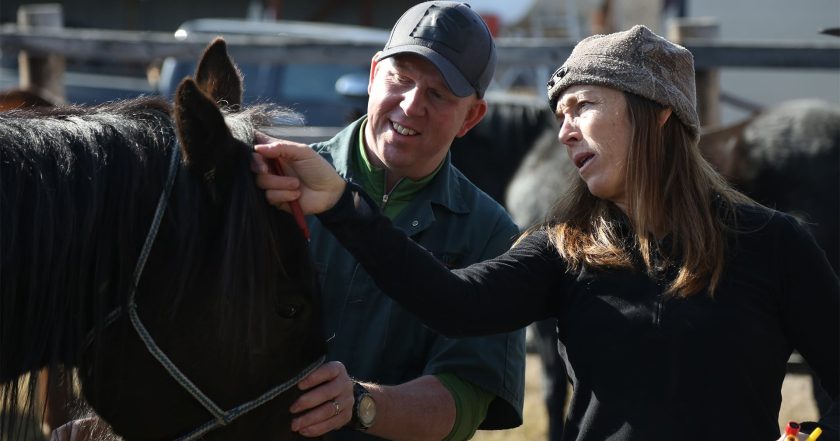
[{"xmin": 276, "ymin": 303, "xmax": 300, "ymax": 319}]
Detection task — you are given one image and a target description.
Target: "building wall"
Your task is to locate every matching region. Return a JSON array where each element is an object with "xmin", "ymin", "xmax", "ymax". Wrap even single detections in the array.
[{"xmin": 0, "ymin": 0, "xmax": 420, "ymax": 31}]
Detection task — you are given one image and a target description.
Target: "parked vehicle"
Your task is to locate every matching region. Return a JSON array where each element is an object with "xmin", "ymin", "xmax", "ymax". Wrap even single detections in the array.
[{"xmin": 157, "ymin": 19, "xmax": 388, "ymax": 129}]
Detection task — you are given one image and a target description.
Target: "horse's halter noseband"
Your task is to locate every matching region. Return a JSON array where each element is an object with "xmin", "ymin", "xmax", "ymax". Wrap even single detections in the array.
[{"xmin": 101, "ymin": 142, "xmax": 324, "ymax": 440}]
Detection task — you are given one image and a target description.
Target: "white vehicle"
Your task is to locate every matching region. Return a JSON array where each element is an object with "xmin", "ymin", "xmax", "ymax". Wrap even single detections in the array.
[{"xmin": 158, "ymin": 18, "xmax": 389, "ymax": 129}]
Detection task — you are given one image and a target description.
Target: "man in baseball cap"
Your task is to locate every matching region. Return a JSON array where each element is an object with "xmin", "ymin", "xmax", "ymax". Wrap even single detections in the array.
[{"xmin": 264, "ymin": 2, "xmax": 526, "ymax": 440}]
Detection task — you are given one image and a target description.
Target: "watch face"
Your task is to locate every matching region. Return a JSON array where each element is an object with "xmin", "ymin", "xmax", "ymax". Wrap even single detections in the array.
[{"xmin": 358, "ymin": 394, "xmax": 376, "ymax": 426}]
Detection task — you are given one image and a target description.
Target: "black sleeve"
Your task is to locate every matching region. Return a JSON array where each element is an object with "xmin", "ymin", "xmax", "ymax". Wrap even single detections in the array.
[
  {"xmin": 778, "ymin": 214, "xmax": 839, "ymax": 439},
  {"xmin": 317, "ymin": 183, "xmax": 563, "ymax": 337}
]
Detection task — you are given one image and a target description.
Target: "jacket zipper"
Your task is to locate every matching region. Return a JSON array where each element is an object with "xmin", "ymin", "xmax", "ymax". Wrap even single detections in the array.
[{"xmin": 381, "ymin": 176, "xmax": 404, "ymax": 211}]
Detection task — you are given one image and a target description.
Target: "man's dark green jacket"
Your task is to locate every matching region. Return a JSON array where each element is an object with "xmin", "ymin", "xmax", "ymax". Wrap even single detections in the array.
[{"xmin": 307, "ymin": 117, "xmax": 526, "ymax": 439}]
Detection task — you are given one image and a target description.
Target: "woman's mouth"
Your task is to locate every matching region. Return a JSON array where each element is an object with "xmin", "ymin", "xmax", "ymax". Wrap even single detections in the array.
[
  {"xmin": 392, "ymin": 121, "xmax": 418, "ymax": 136},
  {"xmin": 574, "ymin": 152, "xmax": 595, "ymax": 169}
]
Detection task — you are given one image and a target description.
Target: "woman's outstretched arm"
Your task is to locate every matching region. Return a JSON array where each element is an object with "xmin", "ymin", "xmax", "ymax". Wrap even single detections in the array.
[{"xmin": 253, "ymin": 135, "xmax": 559, "ymax": 337}]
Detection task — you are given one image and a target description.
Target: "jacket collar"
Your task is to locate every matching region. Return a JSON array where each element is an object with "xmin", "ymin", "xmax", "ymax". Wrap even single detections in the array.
[{"xmin": 324, "ymin": 117, "xmax": 471, "ymax": 222}]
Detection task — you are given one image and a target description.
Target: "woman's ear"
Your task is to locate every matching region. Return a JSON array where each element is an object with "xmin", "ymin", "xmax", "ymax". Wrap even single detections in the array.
[{"xmin": 658, "ymin": 108, "xmax": 673, "ymax": 127}]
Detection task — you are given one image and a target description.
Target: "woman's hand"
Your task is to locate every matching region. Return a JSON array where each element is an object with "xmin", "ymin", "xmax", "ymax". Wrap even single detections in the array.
[{"xmin": 253, "ymin": 133, "xmax": 346, "ymax": 214}]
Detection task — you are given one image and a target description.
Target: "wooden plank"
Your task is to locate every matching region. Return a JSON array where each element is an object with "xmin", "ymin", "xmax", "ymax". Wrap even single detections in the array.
[
  {"xmin": 0, "ymin": 25, "xmax": 382, "ymax": 65},
  {"xmin": 686, "ymin": 42, "xmax": 840, "ymax": 69},
  {"xmin": 492, "ymin": 38, "xmax": 840, "ymax": 70},
  {"xmin": 15, "ymin": 5, "xmax": 66, "ymax": 103},
  {"xmin": 1, "ymin": 25, "xmax": 839, "ymax": 69}
]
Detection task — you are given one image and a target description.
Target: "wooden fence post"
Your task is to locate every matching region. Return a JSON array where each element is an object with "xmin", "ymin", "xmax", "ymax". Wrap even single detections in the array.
[
  {"xmin": 668, "ymin": 17, "xmax": 720, "ymax": 128},
  {"xmin": 17, "ymin": 3, "xmax": 66, "ymax": 104}
]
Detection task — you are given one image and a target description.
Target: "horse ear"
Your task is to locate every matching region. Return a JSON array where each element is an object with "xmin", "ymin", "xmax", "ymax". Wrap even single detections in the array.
[
  {"xmin": 174, "ymin": 77, "xmax": 238, "ymax": 180},
  {"xmin": 194, "ymin": 37, "xmax": 243, "ymax": 109}
]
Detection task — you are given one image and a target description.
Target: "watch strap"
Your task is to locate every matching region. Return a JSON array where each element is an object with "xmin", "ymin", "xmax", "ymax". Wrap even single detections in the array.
[{"xmin": 351, "ymin": 381, "xmax": 374, "ymax": 430}]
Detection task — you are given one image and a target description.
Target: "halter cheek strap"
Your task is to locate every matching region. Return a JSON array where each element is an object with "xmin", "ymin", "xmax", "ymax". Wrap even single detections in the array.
[{"xmin": 99, "ymin": 143, "xmax": 325, "ymax": 440}]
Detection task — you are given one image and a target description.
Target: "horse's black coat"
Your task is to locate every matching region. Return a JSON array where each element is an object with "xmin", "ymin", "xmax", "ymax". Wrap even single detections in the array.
[{"xmin": 1, "ymin": 39, "xmax": 325, "ymax": 440}]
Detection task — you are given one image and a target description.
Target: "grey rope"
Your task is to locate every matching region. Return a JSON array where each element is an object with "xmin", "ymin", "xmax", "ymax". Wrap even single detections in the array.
[
  {"xmin": 99, "ymin": 141, "xmax": 324, "ymax": 439},
  {"xmin": 174, "ymin": 355, "xmax": 325, "ymax": 441}
]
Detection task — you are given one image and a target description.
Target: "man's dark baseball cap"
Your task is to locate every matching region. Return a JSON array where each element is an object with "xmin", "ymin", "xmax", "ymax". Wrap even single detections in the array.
[{"xmin": 376, "ymin": 1, "xmax": 496, "ymax": 98}]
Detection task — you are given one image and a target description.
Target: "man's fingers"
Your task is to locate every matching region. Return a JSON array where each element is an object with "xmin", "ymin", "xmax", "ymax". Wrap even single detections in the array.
[
  {"xmin": 298, "ymin": 361, "xmax": 345, "ymax": 390},
  {"xmin": 289, "ymin": 361, "xmax": 354, "ymax": 436},
  {"xmin": 292, "ymin": 396, "xmax": 353, "ymax": 437}
]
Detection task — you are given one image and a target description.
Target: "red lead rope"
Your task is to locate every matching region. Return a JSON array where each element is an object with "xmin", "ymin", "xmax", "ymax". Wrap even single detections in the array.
[{"xmin": 269, "ymin": 158, "xmax": 311, "ymax": 241}]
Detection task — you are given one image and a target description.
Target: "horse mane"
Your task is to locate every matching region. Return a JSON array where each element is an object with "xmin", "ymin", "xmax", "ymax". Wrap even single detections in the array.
[
  {"xmin": 2, "ymin": 96, "xmax": 175, "ymax": 372},
  {"xmin": 1, "ymin": 96, "xmax": 311, "ymax": 436}
]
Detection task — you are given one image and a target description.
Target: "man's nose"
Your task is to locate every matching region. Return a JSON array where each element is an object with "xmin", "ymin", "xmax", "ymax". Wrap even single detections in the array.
[{"xmin": 400, "ymin": 88, "xmax": 425, "ymax": 116}]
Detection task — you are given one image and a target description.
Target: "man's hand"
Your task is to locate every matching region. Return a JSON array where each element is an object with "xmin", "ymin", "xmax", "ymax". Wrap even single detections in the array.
[
  {"xmin": 252, "ymin": 133, "xmax": 346, "ymax": 215},
  {"xmin": 50, "ymin": 417, "xmax": 118, "ymax": 441},
  {"xmin": 289, "ymin": 361, "xmax": 355, "ymax": 437}
]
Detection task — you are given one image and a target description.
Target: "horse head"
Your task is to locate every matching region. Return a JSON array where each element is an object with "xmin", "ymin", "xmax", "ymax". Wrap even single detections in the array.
[{"xmin": 1, "ymin": 38, "xmax": 325, "ymax": 440}]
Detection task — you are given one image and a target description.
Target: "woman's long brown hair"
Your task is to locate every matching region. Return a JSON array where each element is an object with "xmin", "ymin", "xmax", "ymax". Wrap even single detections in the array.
[{"xmin": 545, "ymin": 92, "xmax": 755, "ymax": 297}]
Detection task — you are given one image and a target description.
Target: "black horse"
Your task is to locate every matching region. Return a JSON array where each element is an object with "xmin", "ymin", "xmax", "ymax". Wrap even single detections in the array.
[
  {"xmin": 1, "ymin": 38, "xmax": 325, "ymax": 440},
  {"xmin": 727, "ymin": 99, "xmax": 840, "ymax": 274}
]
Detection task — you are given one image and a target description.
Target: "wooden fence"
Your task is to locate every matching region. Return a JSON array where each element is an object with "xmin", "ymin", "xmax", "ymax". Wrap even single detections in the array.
[{"xmin": 1, "ymin": 6, "xmax": 839, "ymax": 123}]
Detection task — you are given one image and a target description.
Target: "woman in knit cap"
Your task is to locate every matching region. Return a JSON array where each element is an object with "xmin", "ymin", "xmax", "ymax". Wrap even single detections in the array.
[{"xmin": 254, "ymin": 25, "xmax": 838, "ymax": 441}]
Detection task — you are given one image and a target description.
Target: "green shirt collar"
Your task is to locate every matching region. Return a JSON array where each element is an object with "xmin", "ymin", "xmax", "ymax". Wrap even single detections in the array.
[{"xmin": 354, "ymin": 117, "xmax": 444, "ymax": 218}]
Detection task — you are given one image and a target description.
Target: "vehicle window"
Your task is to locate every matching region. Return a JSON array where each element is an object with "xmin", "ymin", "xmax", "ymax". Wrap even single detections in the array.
[{"xmin": 280, "ymin": 64, "xmax": 366, "ymax": 102}]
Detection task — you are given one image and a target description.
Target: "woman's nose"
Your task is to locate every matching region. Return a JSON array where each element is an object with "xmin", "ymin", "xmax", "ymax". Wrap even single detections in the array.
[{"xmin": 558, "ymin": 116, "xmax": 579, "ymax": 145}]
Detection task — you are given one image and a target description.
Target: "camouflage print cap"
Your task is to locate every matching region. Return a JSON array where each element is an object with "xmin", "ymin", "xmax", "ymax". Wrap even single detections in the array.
[{"xmin": 547, "ymin": 25, "xmax": 700, "ymax": 139}]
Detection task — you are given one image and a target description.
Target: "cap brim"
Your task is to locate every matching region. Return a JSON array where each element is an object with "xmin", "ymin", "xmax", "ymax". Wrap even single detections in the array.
[{"xmin": 378, "ymin": 45, "xmax": 475, "ymax": 97}]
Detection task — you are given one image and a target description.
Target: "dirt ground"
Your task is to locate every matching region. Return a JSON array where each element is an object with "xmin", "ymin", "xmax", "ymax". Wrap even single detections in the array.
[
  {"xmin": 473, "ymin": 353, "xmax": 820, "ymax": 441},
  {"xmin": 1, "ymin": 354, "xmax": 822, "ymax": 441}
]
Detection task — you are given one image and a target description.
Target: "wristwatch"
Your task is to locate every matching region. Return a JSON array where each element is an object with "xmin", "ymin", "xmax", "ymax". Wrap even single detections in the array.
[{"xmin": 351, "ymin": 381, "xmax": 376, "ymax": 430}]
